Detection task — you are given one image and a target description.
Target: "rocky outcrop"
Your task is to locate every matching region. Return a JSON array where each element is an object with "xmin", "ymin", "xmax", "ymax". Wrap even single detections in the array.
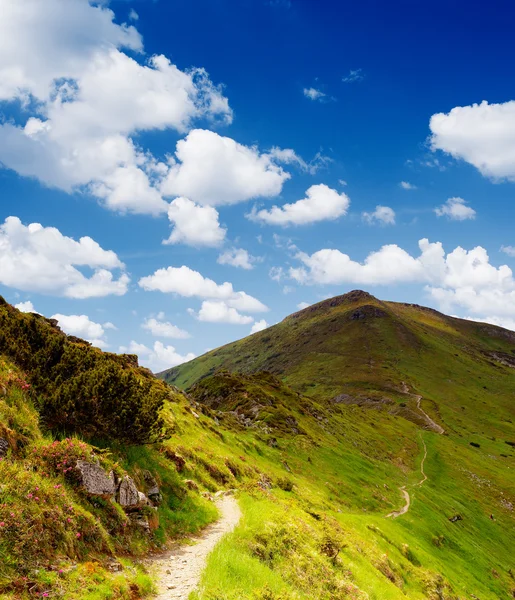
[
  {"xmin": 144, "ymin": 470, "xmax": 162, "ymax": 505},
  {"xmin": 117, "ymin": 475, "xmax": 141, "ymax": 507},
  {"xmin": 76, "ymin": 460, "xmax": 116, "ymax": 496}
]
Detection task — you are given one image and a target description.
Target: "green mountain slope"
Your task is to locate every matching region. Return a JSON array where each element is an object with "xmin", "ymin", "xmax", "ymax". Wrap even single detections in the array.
[
  {"xmin": 162, "ymin": 291, "xmax": 515, "ymax": 599},
  {"xmin": 2, "ymin": 292, "xmax": 514, "ymax": 599}
]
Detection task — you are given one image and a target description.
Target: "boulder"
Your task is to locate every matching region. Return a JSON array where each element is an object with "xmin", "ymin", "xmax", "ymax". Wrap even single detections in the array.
[
  {"xmin": 0, "ymin": 438, "xmax": 9, "ymax": 458},
  {"xmin": 138, "ymin": 491, "xmax": 152, "ymax": 506},
  {"xmin": 117, "ymin": 475, "xmax": 140, "ymax": 507},
  {"xmin": 76, "ymin": 460, "xmax": 116, "ymax": 496},
  {"xmin": 143, "ymin": 470, "xmax": 162, "ymax": 505}
]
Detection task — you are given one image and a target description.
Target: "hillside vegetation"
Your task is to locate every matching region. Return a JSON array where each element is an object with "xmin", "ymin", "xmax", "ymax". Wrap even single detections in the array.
[
  {"xmin": 1, "ymin": 291, "xmax": 514, "ymax": 599},
  {"xmin": 163, "ymin": 291, "xmax": 515, "ymax": 599}
]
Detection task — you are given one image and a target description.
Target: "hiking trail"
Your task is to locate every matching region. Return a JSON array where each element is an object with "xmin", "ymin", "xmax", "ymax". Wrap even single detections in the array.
[
  {"xmin": 387, "ymin": 383, "xmax": 443, "ymax": 518},
  {"xmin": 150, "ymin": 495, "xmax": 241, "ymax": 599}
]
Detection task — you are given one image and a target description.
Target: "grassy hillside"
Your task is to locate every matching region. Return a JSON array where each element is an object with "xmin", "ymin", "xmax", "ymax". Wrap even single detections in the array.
[
  {"xmin": 163, "ymin": 291, "xmax": 515, "ymax": 599},
  {"xmin": 2, "ymin": 291, "xmax": 514, "ymax": 598}
]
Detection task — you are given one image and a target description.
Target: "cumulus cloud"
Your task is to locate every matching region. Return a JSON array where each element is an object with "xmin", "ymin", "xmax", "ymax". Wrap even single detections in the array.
[
  {"xmin": 399, "ymin": 181, "xmax": 417, "ymax": 190},
  {"xmin": 287, "ymin": 238, "xmax": 515, "ymax": 322},
  {"xmin": 164, "ymin": 197, "xmax": 226, "ymax": 247},
  {"xmin": 248, "ymin": 184, "xmax": 350, "ymax": 227},
  {"xmin": 0, "ymin": 0, "xmax": 232, "ymax": 215},
  {"xmin": 192, "ymin": 300, "xmax": 254, "ymax": 324},
  {"xmin": 51, "ymin": 313, "xmax": 112, "ymax": 348},
  {"xmin": 142, "ymin": 314, "xmax": 190, "ymax": 339},
  {"xmin": 160, "ymin": 129, "xmax": 290, "ymax": 206},
  {"xmin": 217, "ymin": 248, "xmax": 259, "ymax": 270},
  {"xmin": 15, "ymin": 300, "xmax": 39, "ymax": 314},
  {"xmin": 297, "ymin": 301, "xmax": 311, "ymax": 310},
  {"xmin": 139, "ymin": 265, "xmax": 268, "ymax": 312},
  {"xmin": 435, "ymin": 197, "xmax": 476, "ymax": 221},
  {"xmin": 430, "ymin": 100, "xmax": 515, "ymax": 181},
  {"xmin": 303, "ymin": 87, "xmax": 327, "ymax": 101},
  {"xmin": 0, "ymin": 216, "xmax": 128, "ymax": 298},
  {"xmin": 362, "ymin": 205, "xmax": 396, "ymax": 225},
  {"xmin": 119, "ymin": 340, "xmax": 195, "ymax": 372},
  {"xmin": 250, "ymin": 319, "xmax": 269, "ymax": 333}
]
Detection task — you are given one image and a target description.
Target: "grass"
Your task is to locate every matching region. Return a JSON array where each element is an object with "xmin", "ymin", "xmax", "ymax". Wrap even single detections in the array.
[
  {"xmin": 2, "ymin": 291, "xmax": 515, "ymax": 598},
  {"xmin": 165, "ymin": 292, "xmax": 515, "ymax": 599}
]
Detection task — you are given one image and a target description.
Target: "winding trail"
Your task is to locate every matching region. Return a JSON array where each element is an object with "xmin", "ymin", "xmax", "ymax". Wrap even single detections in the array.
[
  {"xmin": 151, "ymin": 495, "xmax": 241, "ymax": 599},
  {"xmin": 387, "ymin": 383, "xmax": 443, "ymax": 519},
  {"xmin": 415, "ymin": 396, "xmax": 445, "ymax": 435}
]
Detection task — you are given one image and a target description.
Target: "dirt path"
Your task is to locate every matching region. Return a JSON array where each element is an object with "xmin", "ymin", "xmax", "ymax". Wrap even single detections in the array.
[
  {"xmin": 386, "ymin": 486, "xmax": 411, "ymax": 518},
  {"xmin": 151, "ymin": 495, "xmax": 241, "ymax": 599},
  {"xmin": 415, "ymin": 396, "xmax": 445, "ymax": 435},
  {"xmin": 386, "ymin": 433, "xmax": 429, "ymax": 519}
]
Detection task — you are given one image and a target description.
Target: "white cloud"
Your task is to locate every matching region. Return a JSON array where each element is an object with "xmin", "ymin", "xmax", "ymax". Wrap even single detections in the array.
[
  {"xmin": 164, "ymin": 197, "xmax": 226, "ymax": 247},
  {"xmin": 435, "ymin": 197, "xmax": 476, "ymax": 221},
  {"xmin": 342, "ymin": 69, "xmax": 364, "ymax": 83},
  {"xmin": 119, "ymin": 340, "xmax": 195, "ymax": 372},
  {"xmin": 0, "ymin": 216, "xmax": 129, "ymax": 298},
  {"xmin": 0, "ymin": 0, "xmax": 232, "ymax": 215},
  {"xmin": 303, "ymin": 87, "xmax": 326, "ymax": 101},
  {"xmin": 248, "ymin": 184, "xmax": 350, "ymax": 227},
  {"xmin": 161, "ymin": 129, "xmax": 290, "ymax": 206},
  {"xmin": 460, "ymin": 314, "xmax": 515, "ymax": 332},
  {"xmin": 142, "ymin": 315, "xmax": 190, "ymax": 339},
  {"xmin": 250, "ymin": 319, "xmax": 269, "ymax": 333},
  {"xmin": 267, "ymin": 148, "xmax": 332, "ymax": 176},
  {"xmin": 399, "ymin": 181, "xmax": 417, "ymax": 190},
  {"xmin": 430, "ymin": 100, "xmax": 515, "ymax": 181},
  {"xmin": 362, "ymin": 205, "xmax": 396, "ymax": 225},
  {"xmin": 297, "ymin": 301, "xmax": 311, "ymax": 310},
  {"xmin": 14, "ymin": 300, "xmax": 39, "ymax": 314},
  {"xmin": 128, "ymin": 9, "xmax": 139, "ymax": 21},
  {"xmin": 501, "ymin": 245, "xmax": 515, "ymax": 257},
  {"xmin": 51, "ymin": 313, "xmax": 111, "ymax": 348},
  {"xmin": 217, "ymin": 248, "xmax": 258, "ymax": 270},
  {"xmin": 288, "ymin": 238, "xmax": 515, "ymax": 322},
  {"xmin": 193, "ymin": 300, "xmax": 254, "ymax": 324},
  {"xmin": 139, "ymin": 265, "xmax": 268, "ymax": 312}
]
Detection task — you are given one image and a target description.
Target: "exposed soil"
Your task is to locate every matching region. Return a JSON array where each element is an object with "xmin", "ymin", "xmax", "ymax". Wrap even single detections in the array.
[{"xmin": 151, "ymin": 495, "xmax": 241, "ymax": 599}]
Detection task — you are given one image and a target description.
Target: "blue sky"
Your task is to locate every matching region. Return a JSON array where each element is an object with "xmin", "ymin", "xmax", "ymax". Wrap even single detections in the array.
[{"xmin": 2, "ymin": 0, "xmax": 515, "ymax": 371}]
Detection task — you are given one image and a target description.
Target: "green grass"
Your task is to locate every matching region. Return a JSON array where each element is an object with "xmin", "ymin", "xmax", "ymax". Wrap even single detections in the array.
[
  {"xmin": 2, "ymin": 291, "xmax": 515, "ymax": 598},
  {"xmin": 165, "ymin": 292, "xmax": 515, "ymax": 599}
]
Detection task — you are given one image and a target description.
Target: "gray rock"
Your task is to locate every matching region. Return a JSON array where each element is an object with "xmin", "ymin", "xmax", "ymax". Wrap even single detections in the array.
[
  {"xmin": 0, "ymin": 438, "xmax": 9, "ymax": 458},
  {"xmin": 117, "ymin": 475, "xmax": 140, "ymax": 507},
  {"xmin": 76, "ymin": 460, "xmax": 116, "ymax": 496},
  {"xmin": 143, "ymin": 470, "xmax": 162, "ymax": 505},
  {"xmin": 138, "ymin": 491, "xmax": 151, "ymax": 506}
]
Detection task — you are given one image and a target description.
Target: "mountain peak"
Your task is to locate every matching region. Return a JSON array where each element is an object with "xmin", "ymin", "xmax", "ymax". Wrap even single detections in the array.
[{"xmin": 288, "ymin": 289, "xmax": 380, "ymax": 320}]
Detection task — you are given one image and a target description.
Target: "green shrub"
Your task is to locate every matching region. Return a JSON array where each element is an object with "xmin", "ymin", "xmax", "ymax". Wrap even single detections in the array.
[{"xmin": 0, "ymin": 299, "xmax": 169, "ymax": 443}]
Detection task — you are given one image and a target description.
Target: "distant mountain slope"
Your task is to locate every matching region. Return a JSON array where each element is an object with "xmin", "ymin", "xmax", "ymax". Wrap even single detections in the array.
[
  {"xmin": 161, "ymin": 290, "xmax": 515, "ymax": 433},
  {"xmin": 159, "ymin": 290, "xmax": 515, "ymax": 599}
]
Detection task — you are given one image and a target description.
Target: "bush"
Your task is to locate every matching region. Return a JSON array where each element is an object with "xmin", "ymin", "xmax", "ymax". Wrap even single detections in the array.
[{"xmin": 0, "ymin": 300, "xmax": 170, "ymax": 443}]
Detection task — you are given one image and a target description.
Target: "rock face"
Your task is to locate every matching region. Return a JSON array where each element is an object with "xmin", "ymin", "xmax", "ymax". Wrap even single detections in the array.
[
  {"xmin": 117, "ymin": 475, "xmax": 140, "ymax": 507},
  {"xmin": 0, "ymin": 438, "xmax": 9, "ymax": 457},
  {"xmin": 144, "ymin": 470, "xmax": 162, "ymax": 505},
  {"xmin": 76, "ymin": 460, "xmax": 116, "ymax": 496}
]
